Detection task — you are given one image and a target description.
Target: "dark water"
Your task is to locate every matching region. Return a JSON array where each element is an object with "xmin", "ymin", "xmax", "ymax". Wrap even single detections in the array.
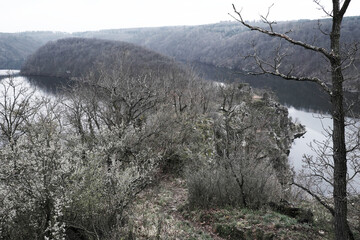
[
  {"xmin": 25, "ymin": 75, "xmax": 74, "ymax": 95},
  {"xmin": 192, "ymin": 62, "xmax": 360, "ymax": 114},
  {"xmin": 4, "ymin": 65, "xmax": 359, "ymax": 114}
]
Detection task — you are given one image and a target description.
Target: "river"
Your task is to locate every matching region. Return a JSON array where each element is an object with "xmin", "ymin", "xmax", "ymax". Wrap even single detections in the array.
[{"xmin": 288, "ymin": 107, "xmax": 333, "ymax": 171}]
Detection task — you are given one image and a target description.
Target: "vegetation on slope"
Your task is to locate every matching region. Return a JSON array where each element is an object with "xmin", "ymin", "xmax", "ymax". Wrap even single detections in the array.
[
  {"xmin": 0, "ymin": 33, "xmax": 43, "ymax": 69},
  {"xmin": 2, "ymin": 19, "xmax": 360, "ymax": 238},
  {"xmin": 1, "ymin": 52, "xmax": 312, "ymax": 239},
  {"xmin": 126, "ymin": 176, "xmax": 333, "ymax": 240},
  {"xmin": 0, "ymin": 31, "xmax": 69, "ymax": 69},
  {"xmin": 86, "ymin": 17, "xmax": 360, "ymax": 87},
  {"xmin": 21, "ymin": 37, "xmax": 182, "ymax": 79}
]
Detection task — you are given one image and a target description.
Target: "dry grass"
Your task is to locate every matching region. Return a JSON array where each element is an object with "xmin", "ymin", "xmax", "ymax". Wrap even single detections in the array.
[
  {"xmin": 126, "ymin": 176, "xmax": 332, "ymax": 239},
  {"xmin": 126, "ymin": 176, "xmax": 218, "ymax": 239}
]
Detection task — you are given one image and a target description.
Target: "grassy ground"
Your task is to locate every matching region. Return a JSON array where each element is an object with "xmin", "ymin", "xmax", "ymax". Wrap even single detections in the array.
[{"xmin": 126, "ymin": 176, "xmax": 332, "ymax": 239}]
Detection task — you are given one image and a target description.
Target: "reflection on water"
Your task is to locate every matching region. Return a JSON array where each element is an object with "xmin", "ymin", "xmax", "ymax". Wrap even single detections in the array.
[
  {"xmin": 26, "ymin": 75, "xmax": 73, "ymax": 95},
  {"xmin": 0, "ymin": 69, "xmax": 20, "ymax": 76},
  {"xmin": 0, "ymin": 74, "xmax": 73, "ymax": 96},
  {"xmin": 288, "ymin": 107, "xmax": 332, "ymax": 171},
  {"xmin": 288, "ymin": 107, "xmax": 360, "ymax": 193},
  {"xmin": 193, "ymin": 62, "xmax": 360, "ymax": 114}
]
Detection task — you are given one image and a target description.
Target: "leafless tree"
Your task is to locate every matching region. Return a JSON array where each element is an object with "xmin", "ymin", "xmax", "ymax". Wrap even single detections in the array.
[
  {"xmin": 230, "ymin": 0, "xmax": 357, "ymax": 239},
  {"xmin": 0, "ymin": 75, "xmax": 41, "ymax": 150}
]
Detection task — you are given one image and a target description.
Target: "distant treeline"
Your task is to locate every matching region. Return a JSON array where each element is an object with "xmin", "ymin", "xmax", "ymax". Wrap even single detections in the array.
[
  {"xmin": 2, "ymin": 17, "xmax": 360, "ymax": 81},
  {"xmin": 0, "ymin": 34, "xmax": 41, "ymax": 69},
  {"xmin": 92, "ymin": 17, "xmax": 359, "ymax": 86},
  {"xmin": 0, "ymin": 32, "xmax": 69, "ymax": 69}
]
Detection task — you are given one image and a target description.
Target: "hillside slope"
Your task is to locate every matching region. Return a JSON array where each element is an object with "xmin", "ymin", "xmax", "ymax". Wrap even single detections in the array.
[
  {"xmin": 21, "ymin": 38, "xmax": 183, "ymax": 79},
  {"xmin": 0, "ymin": 34, "xmax": 43, "ymax": 69},
  {"xmin": 77, "ymin": 17, "xmax": 360, "ymax": 85}
]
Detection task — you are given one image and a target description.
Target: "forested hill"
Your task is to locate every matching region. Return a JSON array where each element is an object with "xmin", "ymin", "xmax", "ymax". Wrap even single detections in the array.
[
  {"xmin": 21, "ymin": 38, "xmax": 183, "ymax": 79},
  {"xmin": 0, "ymin": 31, "xmax": 69, "ymax": 69},
  {"xmin": 3, "ymin": 17, "xmax": 360, "ymax": 79},
  {"xmin": 81, "ymin": 17, "xmax": 359, "ymax": 84},
  {"xmin": 0, "ymin": 34, "xmax": 43, "ymax": 69}
]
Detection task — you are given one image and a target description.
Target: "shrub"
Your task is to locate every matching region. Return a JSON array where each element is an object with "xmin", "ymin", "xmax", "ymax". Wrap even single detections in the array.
[{"xmin": 186, "ymin": 155, "xmax": 283, "ymax": 209}]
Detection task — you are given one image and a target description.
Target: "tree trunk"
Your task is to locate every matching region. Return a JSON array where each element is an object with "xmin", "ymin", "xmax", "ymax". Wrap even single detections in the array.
[
  {"xmin": 331, "ymin": 73, "xmax": 349, "ymax": 240},
  {"xmin": 231, "ymin": 0, "xmax": 354, "ymax": 238},
  {"xmin": 330, "ymin": 8, "xmax": 353, "ymax": 239}
]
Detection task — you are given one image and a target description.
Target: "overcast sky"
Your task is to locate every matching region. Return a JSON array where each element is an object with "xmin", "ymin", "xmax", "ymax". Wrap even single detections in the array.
[{"xmin": 2, "ymin": 0, "xmax": 360, "ymax": 33}]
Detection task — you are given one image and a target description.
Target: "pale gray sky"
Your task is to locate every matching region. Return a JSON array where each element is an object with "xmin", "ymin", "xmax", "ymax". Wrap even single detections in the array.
[{"xmin": 2, "ymin": 0, "xmax": 360, "ymax": 33}]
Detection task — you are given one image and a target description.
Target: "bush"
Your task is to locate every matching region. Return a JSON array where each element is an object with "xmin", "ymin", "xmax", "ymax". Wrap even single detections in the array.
[
  {"xmin": 185, "ymin": 87, "xmax": 292, "ymax": 209},
  {"xmin": 186, "ymin": 155, "xmax": 283, "ymax": 209}
]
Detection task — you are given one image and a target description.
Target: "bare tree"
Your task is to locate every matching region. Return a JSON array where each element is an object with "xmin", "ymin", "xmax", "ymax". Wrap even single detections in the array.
[
  {"xmin": 0, "ymin": 75, "xmax": 41, "ymax": 149},
  {"xmin": 230, "ymin": 0, "xmax": 357, "ymax": 239}
]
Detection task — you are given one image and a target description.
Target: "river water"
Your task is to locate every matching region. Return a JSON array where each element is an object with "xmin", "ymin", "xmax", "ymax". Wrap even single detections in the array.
[{"xmin": 288, "ymin": 107, "xmax": 333, "ymax": 171}]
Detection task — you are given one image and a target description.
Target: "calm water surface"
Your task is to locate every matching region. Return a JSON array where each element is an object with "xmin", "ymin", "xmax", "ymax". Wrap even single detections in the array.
[{"xmin": 288, "ymin": 107, "xmax": 333, "ymax": 171}]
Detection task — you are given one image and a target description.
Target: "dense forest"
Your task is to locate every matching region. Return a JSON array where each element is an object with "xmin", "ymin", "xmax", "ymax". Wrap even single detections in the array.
[
  {"xmin": 2, "ymin": 17, "xmax": 360, "ymax": 88},
  {"xmin": 0, "ymin": 32, "xmax": 69, "ymax": 69},
  {"xmin": 0, "ymin": 34, "xmax": 42, "ymax": 69},
  {"xmin": 21, "ymin": 38, "xmax": 182, "ymax": 79},
  {"xmin": 101, "ymin": 17, "xmax": 360, "ymax": 81}
]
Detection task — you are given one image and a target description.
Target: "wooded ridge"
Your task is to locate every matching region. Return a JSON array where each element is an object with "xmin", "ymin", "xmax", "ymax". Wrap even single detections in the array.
[
  {"xmin": 21, "ymin": 38, "xmax": 183, "ymax": 79},
  {"xmin": 2, "ymin": 17, "xmax": 359, "ymax": 85}
]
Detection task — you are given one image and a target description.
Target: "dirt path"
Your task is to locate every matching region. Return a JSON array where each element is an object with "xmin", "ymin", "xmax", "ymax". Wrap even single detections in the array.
[{"xmin": 128, "ymin": 176, "xmax": 224, "ymax": 239}]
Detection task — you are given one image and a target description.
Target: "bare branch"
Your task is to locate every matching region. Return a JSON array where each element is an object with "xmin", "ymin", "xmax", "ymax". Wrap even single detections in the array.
[
  {"xmin": 317, "ymin": 20, "xmax": 330, "ymax": 36},
  {"xmin": 245, "ymin": 50, "xmax": 332, "ymax": 95},
  {"xmin": 347, "ymin": 170, "xmax": 360, "ymax": 182},
  {"xmin": 230, "ymin": 4, "xmax": 333, "ymax": 95},
  {"xmin": 260, "ymin": 3, "xmax": 277, "ymax": 32},
  {"xmin": 292, "ymin": 181, "xmax": 335, "ymax": 216},
  {"xmin": 339, "ymin": 0, "xmax": 352, "ymax": 18},
  {"xmin": 230, "ymin": 4, "xmax": 333, "ymax": 60},
  {"xmin": 341, "ymin": 42, "xmax": 359, "ymax": 72},
  {"xmin": 313, "ymin": 0, "xmax": 333, "ymax": 17}
]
